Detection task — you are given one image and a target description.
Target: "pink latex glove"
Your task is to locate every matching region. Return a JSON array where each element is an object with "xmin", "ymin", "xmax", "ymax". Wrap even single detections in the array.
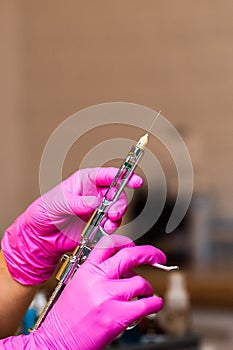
[
  {"xmin": 0, "ymin": 235, "xmax": 166, "ymax": 350},
  {"xmin": 1, "ymin": 167, "xmax": 143, "ymax": 285}
]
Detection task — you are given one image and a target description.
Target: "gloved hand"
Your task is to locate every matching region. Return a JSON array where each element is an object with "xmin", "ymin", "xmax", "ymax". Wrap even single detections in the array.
[
  {"xmin": 0, "ymin": 235, "xmax": 166, "ymax": 350},
  {"xmin": 1, "ymin": 167, "xmax": 143, "ymax": 285}
]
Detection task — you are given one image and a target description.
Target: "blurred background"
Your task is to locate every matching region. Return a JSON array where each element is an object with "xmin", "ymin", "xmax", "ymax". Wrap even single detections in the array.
[{"xmin": 0, "ymin": 1, "xmax": 232, "ymax": 349}]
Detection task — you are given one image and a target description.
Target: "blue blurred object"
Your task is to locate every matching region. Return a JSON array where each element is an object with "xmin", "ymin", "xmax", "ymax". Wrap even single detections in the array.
[{"xmin": 21, "ymin": 308, "xmax": 38, "ymax": 335}]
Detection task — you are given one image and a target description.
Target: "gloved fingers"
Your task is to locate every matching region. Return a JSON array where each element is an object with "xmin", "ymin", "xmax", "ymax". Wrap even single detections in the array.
[
  {"xmin": 107, "ymin": 192, "xmax": 128, "ymax": 221},
  {"xmin": 102, "ymin": 245, "xmax": 166, "ymax": 279},
  {"xmin": 109, "ymin": 275, "xmax": 154, "ymax": 301},
  {"xmin": 62, "ymin": 167, "xmax": 139, "ymax": 219},
  {"xmin": 122, "ymin": 269, "xmax": 137, "ymax": 279},
  {"xmin": 87, "ymin": 234, "xmax": 135, "ymax": 264},
  {"xmin": 96, "ymin": 188, "xmax": 128, "ymax": 222},
  {"xmin": 127, "ymin": 173, "xmax": 143, "ymax": 189},
  {"xmin": 94, "ymin": 167, "xmax": 143, "ymax": 189},
  {"xmin": 123, "ymin": 295, "xmax": 163, "ymax": 324},
  {"xmin": 102, "ymin": 218, "xmax": 122, "ymax": 234},
  {"xmin": 64, "ymin": 193, "xmax": 101, "ymax": 215},
  {"xmin": 86, "ymin": 196, "xmax": 123, "ymax": 233}
]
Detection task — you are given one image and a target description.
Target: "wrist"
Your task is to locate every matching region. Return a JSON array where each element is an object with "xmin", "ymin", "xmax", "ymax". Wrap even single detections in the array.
[{"xmin": 0, "ymin": 251, "xmax": 37, "ymax": 337}]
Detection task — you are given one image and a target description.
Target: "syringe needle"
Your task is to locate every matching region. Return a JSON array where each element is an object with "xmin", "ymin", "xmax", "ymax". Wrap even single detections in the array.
[{"xmin": 147, "ymin": 110, "xmax": 161, "ymax": 133}]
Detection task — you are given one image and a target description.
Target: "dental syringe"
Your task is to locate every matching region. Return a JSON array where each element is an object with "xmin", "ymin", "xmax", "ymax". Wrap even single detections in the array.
[{"xmin": 31, "ymin": 131, "xmax": 178, "ymax": 331}]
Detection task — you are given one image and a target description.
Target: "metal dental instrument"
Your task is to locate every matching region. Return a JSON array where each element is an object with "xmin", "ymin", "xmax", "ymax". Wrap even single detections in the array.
[
  {"xmin": 32, "ymin": 113, "xmax": 179, "ymax": 331},
  {"xmin": 32, "ymin": 132, "xmax": 149, "ymax": 331}
]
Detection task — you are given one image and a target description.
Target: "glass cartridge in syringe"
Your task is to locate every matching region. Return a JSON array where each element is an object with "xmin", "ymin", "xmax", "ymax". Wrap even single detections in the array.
[{"xmin": 80, "ymin": 133, "xmax": 149, "ymax": 241}]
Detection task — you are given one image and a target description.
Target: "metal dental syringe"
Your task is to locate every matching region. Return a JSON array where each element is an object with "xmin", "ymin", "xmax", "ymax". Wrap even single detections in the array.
[{"xmin": 31, "ymin": 131, "xmax": 178, "ymax": 331}]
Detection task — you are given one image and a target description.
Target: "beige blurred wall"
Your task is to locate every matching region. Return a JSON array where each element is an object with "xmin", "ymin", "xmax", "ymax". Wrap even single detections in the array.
[
  {"xmin": 0, "ymin": 0, "xmax": 233, "ymax": 232},
  {"xmin": 0, "ymin": 2, "xmax": 26, "ymax": 231}
]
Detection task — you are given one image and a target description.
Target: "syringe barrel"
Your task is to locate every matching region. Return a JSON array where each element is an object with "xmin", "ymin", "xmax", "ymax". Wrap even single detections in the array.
[
  {"xmin": 80, "ymin": 143, "xmax": 145, "ymax": 242},
  {"xmin": 103, "ymin": 144, "xmax": 144, "ymax": 204}
]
